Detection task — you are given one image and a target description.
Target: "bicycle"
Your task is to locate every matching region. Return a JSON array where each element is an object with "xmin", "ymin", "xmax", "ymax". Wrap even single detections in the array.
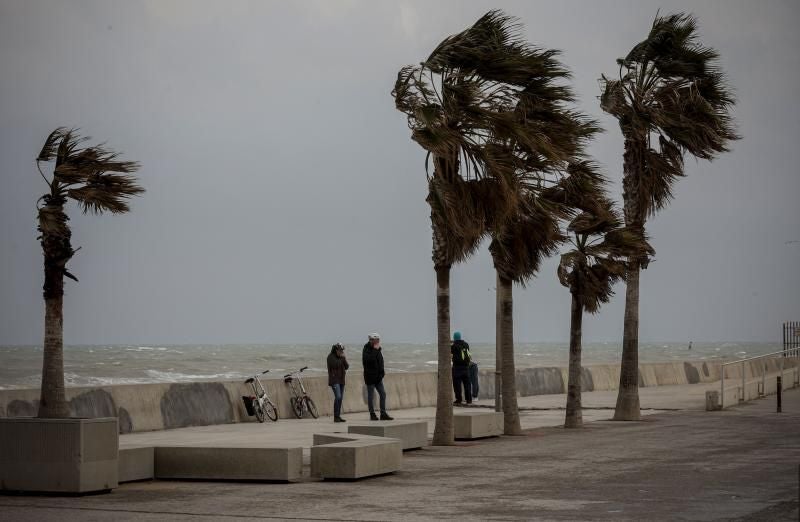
[
  {"xmin": 283, "ymin": 366, "xmax": 318, "ymax": 419},
  {"xmin": 242, "ymin": 370, "xmax": 278, "ymax": 422}
]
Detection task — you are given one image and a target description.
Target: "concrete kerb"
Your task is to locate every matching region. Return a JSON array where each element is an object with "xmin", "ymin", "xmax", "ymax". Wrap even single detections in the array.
[
  {"xmin": 118, "ymin": 446, "xmax": 154, "ymax": 483},
  {"xmin": 347, "ymin": 420, "xmax": 428, "ymax": 450},
  {"xmin": 310, "ymin": 432, "xmax": 402, "ymax": 479},
  {"xmin": 453, "ymin": 410, "xmax": 504, "ymax": 440},
  {"xmin": 154, "ymin": 445, "xmax": 303, "ymax": 482}
]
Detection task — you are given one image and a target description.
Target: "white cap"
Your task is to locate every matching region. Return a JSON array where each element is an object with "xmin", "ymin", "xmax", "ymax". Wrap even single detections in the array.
[{"xmin": 368, "ymin": 332, "xmax": 381, "ymax": 340}]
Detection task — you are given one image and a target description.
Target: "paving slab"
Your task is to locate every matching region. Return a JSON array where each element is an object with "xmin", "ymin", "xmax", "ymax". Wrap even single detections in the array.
[{"xmin": 0, "ymin": 388, "xmax": 796, "ymax": 521}]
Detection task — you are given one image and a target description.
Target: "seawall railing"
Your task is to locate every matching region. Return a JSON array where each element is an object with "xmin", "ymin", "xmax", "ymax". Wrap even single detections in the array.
[{"xmin": 720, "ymin": 348, "xmax": 800, "ymax": 408}]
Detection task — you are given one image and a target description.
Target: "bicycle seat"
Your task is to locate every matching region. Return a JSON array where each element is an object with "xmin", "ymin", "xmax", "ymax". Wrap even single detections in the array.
[
  {"xmin": 283, "ymin": 376, "xmax": 293, "ymax": 383},
  {"xmin": 244, "ymin": 377, "xmax": 254, "ymax": 384}
]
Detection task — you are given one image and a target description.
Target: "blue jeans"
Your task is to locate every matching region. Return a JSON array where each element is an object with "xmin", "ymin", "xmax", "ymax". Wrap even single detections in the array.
[
  {"xmin": 330, "ymin": 384, "xmax": 345, "ymax": 418},
  {"xmin": 366, "ymin": 381, "xmax": 387, "ymax": 415}
]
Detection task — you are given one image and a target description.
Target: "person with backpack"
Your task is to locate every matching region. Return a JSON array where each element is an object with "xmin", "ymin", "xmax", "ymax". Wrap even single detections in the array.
[{"xmin": 451, "ymin": 331, "xmax": 472, "ymax": 405}]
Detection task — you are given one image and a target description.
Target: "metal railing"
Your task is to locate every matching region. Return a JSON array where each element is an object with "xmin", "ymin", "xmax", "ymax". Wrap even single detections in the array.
[{"xmin": 720, "ymin": 347, "xmax": 800, "ymax": 408}]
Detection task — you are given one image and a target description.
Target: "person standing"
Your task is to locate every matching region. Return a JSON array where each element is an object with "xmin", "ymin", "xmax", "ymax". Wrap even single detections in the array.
[
  {"xmin": 362, "ymin": 333, "xmax": 393, "ymax": 421},
  {"xmin": 451, "ymin": 331, "xmax": 472, "ymax": 405},
  {"xmin": 327, "ymin": 343, "xmax": 349, "ymax": 423}
]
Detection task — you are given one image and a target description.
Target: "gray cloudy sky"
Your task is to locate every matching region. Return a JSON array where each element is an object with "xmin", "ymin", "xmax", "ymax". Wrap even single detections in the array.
[{"xmin": 1, "ymin": 0, "xmax": 798, "ymax": 346}]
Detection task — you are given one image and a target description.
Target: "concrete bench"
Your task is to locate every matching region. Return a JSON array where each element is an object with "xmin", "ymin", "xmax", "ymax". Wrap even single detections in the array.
[
  {"xmin": 311, "ymin": 432, "xmax": 402, "ymax": 479},
  {"xmin": 348, "ymin": 420, "xmax": 428, "ymax": 450},
  {"xmin": 119, "ymin": 445, "xmax": 154, "ymax": 483},
  {"xmin": 454, "ymin": 410, "xmax": 503, "ymax": 439},
  {"xmin": 154, "ymin": 445, "xmax": 303, "ymax": 482}
]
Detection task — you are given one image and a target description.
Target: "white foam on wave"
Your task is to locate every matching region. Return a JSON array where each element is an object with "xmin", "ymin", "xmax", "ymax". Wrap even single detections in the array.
[
  {"xmin": 425, "ymin": 360, "xmax": 438, "ymax": 365},
  {"xmin": 144, "ymin": 369, "xmax": 247, "ymax": 382}
]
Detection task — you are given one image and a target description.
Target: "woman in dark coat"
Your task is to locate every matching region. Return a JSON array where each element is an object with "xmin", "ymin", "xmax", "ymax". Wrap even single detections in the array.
[{"xmin": 327, "ymin": 343, "xmax": 349, "ymax": 422}]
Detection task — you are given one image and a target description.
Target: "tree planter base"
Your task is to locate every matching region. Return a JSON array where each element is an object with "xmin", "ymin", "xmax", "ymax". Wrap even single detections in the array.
[{"xmin": 0, "ymin": 417, "xmax": 118, "ymax": 494}]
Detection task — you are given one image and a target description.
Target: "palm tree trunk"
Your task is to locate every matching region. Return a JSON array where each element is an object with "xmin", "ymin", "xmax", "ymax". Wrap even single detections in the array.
[
  {"xmin": 498, "ymin": 276, "xmax": 521, "ymax": 435},
  {"xmin": 613, "ymin": 264, "xmax": 641, "ymax": 420},
  {"xmin": 494, "ymin": 272, "xmax": 502, "ymax": 412},
  {"xmin": 38, "ymin": 265, "xmax": 69, "ymax": 418},
  {"xmin": 565, "ymin": 292, "xmax": 583, "ymax": 428},
  {"xmin": 432, "ymin": 265, "xmax": 454, "ymax": 445}
]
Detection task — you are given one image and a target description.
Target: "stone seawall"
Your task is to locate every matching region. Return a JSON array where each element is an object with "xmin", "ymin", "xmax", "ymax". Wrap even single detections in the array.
[{"xmin": 1, "ymin": 359, "xmax": 795, "ymax": 433}]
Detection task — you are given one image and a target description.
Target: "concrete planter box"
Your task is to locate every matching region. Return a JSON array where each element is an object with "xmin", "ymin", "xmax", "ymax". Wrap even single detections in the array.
[{"xmin": 0, "ymin": 417, "xmax": 118, "ymax": 494}]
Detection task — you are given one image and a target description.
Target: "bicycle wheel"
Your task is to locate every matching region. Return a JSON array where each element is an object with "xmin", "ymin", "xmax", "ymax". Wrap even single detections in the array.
[
  {"xmin": 291, "ymin": 397, "xmax": 303, "ymax": 418},
  {"xmin": 305, "ymin": 396, "xmax": 319, "ymax": 419},
  {"xmin": 254, "ymin": 401, "xmax": 265, "ymax": 423},
  {"xmin": 265, "ymin": 400, "xmax": 278, "ymax": 422}
]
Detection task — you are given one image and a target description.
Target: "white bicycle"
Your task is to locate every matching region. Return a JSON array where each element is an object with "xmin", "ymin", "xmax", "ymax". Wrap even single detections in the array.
[{"xmin": 242, "ymin": 370, "xmax": 278, "ymax": 422}]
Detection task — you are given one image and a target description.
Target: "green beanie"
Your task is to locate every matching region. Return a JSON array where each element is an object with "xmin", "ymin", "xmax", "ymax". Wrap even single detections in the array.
[{"xmin": 453, "ymin": 331, "xmax": 462, "ymax": 341}]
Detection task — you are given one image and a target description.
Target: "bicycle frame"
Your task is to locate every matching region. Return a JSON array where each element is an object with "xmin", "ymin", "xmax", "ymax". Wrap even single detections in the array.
[
  {"xmin": 283, "ymin": 366, "xmax": 318, "ymax": 418},
  {"xmin": 284, "ymin": 366, "xmax": 309, "ymax": 400}
]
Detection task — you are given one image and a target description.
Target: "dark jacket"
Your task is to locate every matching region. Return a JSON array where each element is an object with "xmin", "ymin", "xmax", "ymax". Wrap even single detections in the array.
[
  {"xmin": 451, "ymin": 339, "xmax": 471, "ymax": 367},
  {"xmin": 362, "ymin": 343, "xmax": 385, "ymax": 385},
  {"xmin": 327, "ymin": 346, "xmax": 349, "ymax": 386}
]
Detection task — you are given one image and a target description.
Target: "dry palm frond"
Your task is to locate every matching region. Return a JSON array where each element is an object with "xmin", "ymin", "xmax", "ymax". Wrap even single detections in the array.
[
  {"xmin": 558, "ymin": 196, "xmax": 654, "ymax": 313},
  {"xmin": 35, "ymin": 128, "xmax": 143, "ymax": 295},
  {"xmin": 600, "ymin": 11, "xmax": 739, "ymax": 222}
]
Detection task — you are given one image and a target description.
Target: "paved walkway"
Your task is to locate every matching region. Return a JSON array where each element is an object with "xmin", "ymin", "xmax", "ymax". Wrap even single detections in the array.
[
  {"xmin": 3, "ymin": 384, "xmax": 797, "ymax": 521},
  {"xmin": 118, "ymin": 381, "xmax": 721, "ymax": 453}
]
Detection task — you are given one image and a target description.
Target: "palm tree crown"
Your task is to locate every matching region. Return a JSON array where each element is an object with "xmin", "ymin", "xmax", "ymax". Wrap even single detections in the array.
[{"xmin": 600, "ymin": 12, "xmax": 739, "ymax": 229}]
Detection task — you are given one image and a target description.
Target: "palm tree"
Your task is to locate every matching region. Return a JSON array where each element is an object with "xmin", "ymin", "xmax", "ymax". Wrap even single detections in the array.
[
  {"xmin": 480, "ymin": 43, "xmax": 600, "ymax": 435},
  {"xmin": 489, "ymin": 190, "xmax": 566, "ymax": 434},
  {"xmin": 392, "ymin": 10, "xmax": 554, "ymax": 444},
  {"xmin": 600, "ymin": 13, "xmax": 738, "ymax": 420},
  {"xmin": 558, "ymin": 191, "xmax": 653, "ymax": 428},
  {"xmin": 35, "ymin": 128, "xmax": 143, "ymax": 418}
]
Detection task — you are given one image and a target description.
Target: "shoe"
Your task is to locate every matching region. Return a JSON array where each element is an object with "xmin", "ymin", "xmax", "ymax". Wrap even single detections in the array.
[
  {"xmin": 466, "ymin": 401, "xmax": 472, "ymax": 405},
  {"xmin": 380, "ymin": 413, "xmax": 394, "ymax": 421},
  {"xmin": 334, "ymin": 416, "xmax": 345, "ymax": 423},
  {"xmin": 453, "ymin": 400, "xmax": 462, "ymax": 406},
  {"xmin": 370, "ymin": 413, "xmax": 379, "ymax": 421}
]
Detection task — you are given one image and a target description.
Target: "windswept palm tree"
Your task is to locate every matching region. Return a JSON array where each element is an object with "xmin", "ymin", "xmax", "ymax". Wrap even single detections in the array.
[
  {"xmin": 489, "ymin": 189, "xmax": 566, "ymax": 434},
  {"xmin": 600, "ymin": 13, "xmax": 738, "ymax": 420},
  {"xmin": 480, "ymin": 40, "xmax": 600, "ymax": 434},
  {"xmin": 35, "ymin": 128, "xmax": 143, "ymax": 418},
  {"xmin": 392, "ymin": 10, "xmax": 555, "ymax": 444},
  {"xmin": 557, "ymin": 189, "xmax": 653, "ymax": 428}
]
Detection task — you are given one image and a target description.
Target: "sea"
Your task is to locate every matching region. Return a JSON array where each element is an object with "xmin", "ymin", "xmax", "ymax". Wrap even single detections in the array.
[{"xmin": 0, "ymin": 341, "xmax": 782, "ymax": 390}]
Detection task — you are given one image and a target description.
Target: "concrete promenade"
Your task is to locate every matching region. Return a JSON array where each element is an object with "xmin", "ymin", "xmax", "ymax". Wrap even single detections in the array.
[
  {"xmin": 2, "ymin": 383, "xmax": 798, "ymax": 521},
  {"xmin": 115, "ymin": 381, "xmax": 721, "ymax": 456}
]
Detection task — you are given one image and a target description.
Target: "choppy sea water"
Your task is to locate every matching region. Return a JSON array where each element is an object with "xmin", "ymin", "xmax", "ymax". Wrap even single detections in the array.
[{"xmin": 0, "ymin": 341, "xmax": 781, "ymax": 390}]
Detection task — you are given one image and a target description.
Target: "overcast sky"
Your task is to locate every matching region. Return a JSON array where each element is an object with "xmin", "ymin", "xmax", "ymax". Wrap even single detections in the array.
[{"xmin": 1, "ymin": 0, "xmax": 798, "ymax": 346}]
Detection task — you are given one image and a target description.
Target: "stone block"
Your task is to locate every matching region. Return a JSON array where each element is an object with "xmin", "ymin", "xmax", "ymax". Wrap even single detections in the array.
[
  {"xmin": 119, "ymin": 445, "xmax": 154, "ymax": 483},
  {"xmin": 454, "ymin": 410, "xmax": 503, "ymax": 439},
  {"xmin": 348, "ymin": 421, "xmax": 428, "ymax": 450},
  {"xmin": 311, "ymin": 433, "xmax": 402, "ymax": 479},
  {"xmin": 0, "ymin": 417, "xmax": 118, "ymax": 493},
  {"xmin": 154, "ymin": 445, "xmax": 302, "ymax": 482}
]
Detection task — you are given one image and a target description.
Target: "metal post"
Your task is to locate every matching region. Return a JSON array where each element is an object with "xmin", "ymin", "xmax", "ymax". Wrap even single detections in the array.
[
  {"xmin": 777, "ymin": 375, "xmax": 782, "ymax": 413},
  {"xmin": 761, "ymin": 360, "xmax": 766, "ymax": 397},
  {"xmin": 740, "ymin": 360, "xmax": 745, "ymax": 402},
  {"xmin": 720, "ymin": 361, "xmax": 725, "ymax": 409}
]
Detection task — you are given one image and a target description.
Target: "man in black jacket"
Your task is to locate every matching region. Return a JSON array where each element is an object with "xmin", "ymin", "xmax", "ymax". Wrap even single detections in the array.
[
  {"xmin": 451, "ymin": 331, "xmax": 472, "ymax": 405},
  {"xmin": 363, "ymin": 333, "xmax": 393, "ymax": 420}
]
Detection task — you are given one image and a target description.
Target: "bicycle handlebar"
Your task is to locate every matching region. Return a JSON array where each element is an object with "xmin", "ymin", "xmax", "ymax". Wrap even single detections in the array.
[
  {"xmin": 261, "ymin": 370, "xmax": 270, "ymax": 374},
  {"xmin": 284, "ymin": 366, "xmax": 309, "ymax": 378}
]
